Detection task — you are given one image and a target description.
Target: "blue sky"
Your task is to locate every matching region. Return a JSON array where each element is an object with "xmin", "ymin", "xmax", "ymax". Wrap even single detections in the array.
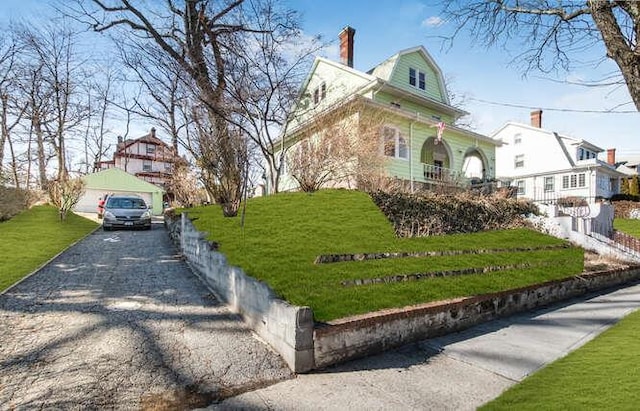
[
  {"xmin": 3, "ymin": 0, "xmax": 639, "ymax": 159},
  {"xmin": 293, "ymin": 0, "xmax": 640, "ymax": 158}
]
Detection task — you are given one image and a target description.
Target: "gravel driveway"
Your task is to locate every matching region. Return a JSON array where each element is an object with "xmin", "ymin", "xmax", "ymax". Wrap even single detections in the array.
[{"xmin": 0, "ymin": 221, "xmax": 292, "ymax": 409}]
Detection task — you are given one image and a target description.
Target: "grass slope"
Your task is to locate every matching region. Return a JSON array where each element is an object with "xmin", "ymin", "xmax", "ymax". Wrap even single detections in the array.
[
  {"xmin": 187, "ymin": 189, "xmax": 583, "ymax": 321},
  {"xmin": 614, "ymin": 218, "xmax": 640, "ymax": 237},
  {"xmin": 0, "ymin": 206, "xmax": 98, "ymax": 292}
]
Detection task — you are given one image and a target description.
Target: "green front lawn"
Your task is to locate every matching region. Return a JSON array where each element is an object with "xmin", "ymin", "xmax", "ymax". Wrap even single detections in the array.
[
  {"xmin": 186, "ymin": 190, "xmax": 583, "ymax": 321},
  {"xmin": 614, "ymin": 218, "xmax": 640, "ymax": 237},
  {"xmin": 482, "ymin": 307, "xmax": 640, "ymax": 410},
  {"xmin": 0, "ymin": 205, "xmax": 98, "ymax": 292}
]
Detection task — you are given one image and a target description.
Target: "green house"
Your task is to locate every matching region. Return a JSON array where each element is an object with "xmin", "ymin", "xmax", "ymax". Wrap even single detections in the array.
[
  {"xmin": 75, "ymin": 168, "xmax": 165, "ymax": 215},
  {"xmin": 273, "ymin": 27, "xmax": 500, "ymax": 193}
]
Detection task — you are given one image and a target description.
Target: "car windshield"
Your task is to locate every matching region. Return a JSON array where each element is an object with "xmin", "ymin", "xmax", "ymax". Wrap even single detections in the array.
[{"xmin": 106, "ymin": 198, "xmax": 147, "ymax": 209}]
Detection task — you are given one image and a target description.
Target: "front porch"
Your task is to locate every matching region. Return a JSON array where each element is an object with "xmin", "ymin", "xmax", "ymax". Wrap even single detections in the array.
[{"xmin": 419, "ymin": 137, "xmax": 489, "ymax": 186}]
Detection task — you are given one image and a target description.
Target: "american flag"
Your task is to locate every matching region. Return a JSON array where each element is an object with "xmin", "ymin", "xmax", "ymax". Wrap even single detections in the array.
[{"xmin": 433, "ymin": 121, "xmax": 446, "ymax": 144}]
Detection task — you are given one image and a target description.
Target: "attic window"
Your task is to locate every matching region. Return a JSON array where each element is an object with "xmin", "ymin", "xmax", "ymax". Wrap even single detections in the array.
[
  {"xmin": 146, "ymin": 144, "xmax": 156, "ymax": 154},
  {"xmin": 313, "ymin": 82, "xmax": 326, "ymax": 105},
  {"xmin": 409, "ymin": 67, "xmax": 426, "ymax": 90}
]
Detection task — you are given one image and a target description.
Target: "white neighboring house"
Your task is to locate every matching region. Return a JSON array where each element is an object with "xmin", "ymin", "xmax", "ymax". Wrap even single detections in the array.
[{"xmin": 493, "ymin": 110, "xmax": 625, "ymax": 202}]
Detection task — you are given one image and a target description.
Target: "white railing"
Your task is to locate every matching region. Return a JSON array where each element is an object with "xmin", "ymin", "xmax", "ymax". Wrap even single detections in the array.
[{"xmin": 423, "ymin": 164, "xmax": 467, "ymax": 185}]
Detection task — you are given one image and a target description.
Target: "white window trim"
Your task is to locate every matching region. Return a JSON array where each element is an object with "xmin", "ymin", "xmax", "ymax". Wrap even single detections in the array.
[
  {"xmin": 382, "ymin": 125, "xmax": 409, "ymax": 161},
  {"xmin": 313, "ymin": 82, "xmax": 327, "ymax": 105},
  {"xmin": 514, "ymin": 154, "xmax": 524, "ymax": 168},
  {"xmin": 409, "ymin": 67, "xmax": 426, "ymax": 91},
  {"xmin": 544, "ymin": 176, "xmax": 554, "ymax": 192}
]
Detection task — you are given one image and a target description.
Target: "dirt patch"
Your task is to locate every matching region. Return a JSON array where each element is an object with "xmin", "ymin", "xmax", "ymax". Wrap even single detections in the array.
[{"xmin": 584, "ymin": 250, "xmax": 631, "ymax": 272}]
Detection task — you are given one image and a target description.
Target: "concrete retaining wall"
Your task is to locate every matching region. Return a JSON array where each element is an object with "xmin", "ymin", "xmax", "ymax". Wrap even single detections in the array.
[
  {"xmin": 313, "ymin": 267, "xmax": 640, "ymax": 369},
  {"xmin": 165, "ymin": 213, "xmax": 315, "ymax": 373}
]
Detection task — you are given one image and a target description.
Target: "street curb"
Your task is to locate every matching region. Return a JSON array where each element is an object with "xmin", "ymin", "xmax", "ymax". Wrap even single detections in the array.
[{"xmin": 0, "ymin": 220, "xmax": 101, "ymax": 297}]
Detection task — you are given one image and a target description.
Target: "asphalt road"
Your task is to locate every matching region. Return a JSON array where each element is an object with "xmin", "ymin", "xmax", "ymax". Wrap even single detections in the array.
[{"xmin": 0, "ymin": 220, "xmax": 292, "ymax": 409}]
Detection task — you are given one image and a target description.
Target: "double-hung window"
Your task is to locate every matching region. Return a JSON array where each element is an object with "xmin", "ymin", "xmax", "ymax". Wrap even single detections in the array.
[
  {"xmin": 382, "ymin": 126, "xmax": 408, "ymax": 160},
  {"xmin": 562, "ymin": 173, "xmax": 586, "ymax": 189},
  {"xmin": 409, "ymin": 68, "xmax": 426, "ymax": 90},
  {"xmin": 143, "ymin": 160, "xmax": 152, "ymax": 172},
  {"xmin": 313, "ymin": 82, "xmax": 326, "ymax": 105},
  {"xmin": 516, "ymin": 180, "xmax": 525, "ymax": 195},
  {"xmin": 544, "ymin": 177, "xmax": 554, "ymax": 192},
  {"xmin": 514, "ymin": 154, "xmax": 524, "ymax": 168}
]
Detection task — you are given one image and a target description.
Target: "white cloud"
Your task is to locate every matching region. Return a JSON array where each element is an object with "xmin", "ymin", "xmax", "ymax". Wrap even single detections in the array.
[{"xmin": 422, "ymin": 16, "xmax": 445, "ymax": 28}]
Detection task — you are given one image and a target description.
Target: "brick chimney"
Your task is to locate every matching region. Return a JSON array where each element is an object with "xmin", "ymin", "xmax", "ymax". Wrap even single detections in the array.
[
  {"xmin": 150, "ymin": 127, "xmax": 156, "ymax": 138},
  {"xmin": 530, "ymin": 109, "xmax": 542, "ymax": 128},
  {"xmin": 607, "ymin": 148, "xmax": 616, "ymax": 165},
  {"xmin": 339, "ymin": 26, "xmax": 355, "ymax": 68}
]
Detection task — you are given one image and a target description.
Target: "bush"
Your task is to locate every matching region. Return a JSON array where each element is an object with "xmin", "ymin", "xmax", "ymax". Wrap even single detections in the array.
[
  {"xmin": 610, "ymin": 193, "xmax": 640, "ymax": 202},
  {"xmin": 557, "ymin": 196, "xmax": 588, "ymax": 207},
  {"xmin": 612, "ymin": 200, "xmax": 640, "ymax": 219},
  {"xmin": 0, "ymin": 187, "xmax": 36, "ymax": 222},
  {"xmin": 370, "ymin": 190, "xmax": 539, "ymax": 237}
]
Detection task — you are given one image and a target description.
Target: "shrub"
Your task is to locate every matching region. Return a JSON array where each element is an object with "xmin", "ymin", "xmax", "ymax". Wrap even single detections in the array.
[
  {"xmin": 612, "ymin": 200, "xmax": 640, "ymax": 219},
  {"xmin": 610, "ymin": 193, "xmax": 640, "ymax": 202},
  {"xmin": 370, "ymin": 190, "xmax": 538, "ymax": 237},
  {"xmin": 0, "ymin": 187, "xmax": 38, "ymax": 222}
]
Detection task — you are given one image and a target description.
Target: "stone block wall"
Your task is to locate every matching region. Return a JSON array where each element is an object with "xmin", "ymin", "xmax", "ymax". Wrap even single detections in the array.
[
  {"xmin": 313, "ymin": 267, "xmax": 640, "ymax": 369},
  {"xmin": 165, "ymin": 213, "xmax": 315, "ymax": 373}
]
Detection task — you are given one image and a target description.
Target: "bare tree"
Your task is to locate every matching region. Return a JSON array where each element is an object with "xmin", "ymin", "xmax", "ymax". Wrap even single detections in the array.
[
  {"xmin": 48, "ymin": 176, "xmax": 85, "ymax": 220},
  {"xmin": 165, "ymin": 159, "xmax": 203, "ymax": 207},
  {"xmin": 288, "ymin": 99, "xmax": 387, "ymax": 192},
  {"xmin": 71, "ymin": 0, "xmax": 300, "ymax": 216},
  {"xmin": 20, "ymin": 22, "xmax": 90, "ymax": 181},
  {"xmin": 116, "ymin": 38, "xmax": 191, "ymax": 153},
  {"xmin": 442, "ymin": 0, "xmax": 640, "ymax": 111},
  {"xmin": 83, "ymin": 67, "xmax": 116, "ymax": 173},
  {"xmin": 224, "ymin": 4, "xmax": 326, "ymax": 194},
  {"xmin": 0, "ymin": 35, "xmax": 22, "ymax": 184}
]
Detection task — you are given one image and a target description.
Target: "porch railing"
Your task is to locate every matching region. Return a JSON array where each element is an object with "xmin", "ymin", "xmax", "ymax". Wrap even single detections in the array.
[{"xmin": 423, "ymin": 164, "xmax": 467, "ymax": 185}]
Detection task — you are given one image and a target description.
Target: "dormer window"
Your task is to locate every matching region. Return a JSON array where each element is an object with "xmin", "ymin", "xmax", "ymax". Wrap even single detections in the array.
[
  {"xmin": 577, "ymin": 147, "xmax": 596, "ymax": 161},
  {"xmin": 313, "ymin": 82, "xmax": 326, "ymax": 105},
  {"xmin": 409, "ymin": 68, "xmax": 426, "ymax": 91}
]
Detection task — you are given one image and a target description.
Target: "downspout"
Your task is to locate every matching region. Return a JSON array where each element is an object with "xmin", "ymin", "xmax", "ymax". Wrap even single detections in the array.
[{"xmin": 410, "ymin": 121, "xmax": 414, "ymax": 193}]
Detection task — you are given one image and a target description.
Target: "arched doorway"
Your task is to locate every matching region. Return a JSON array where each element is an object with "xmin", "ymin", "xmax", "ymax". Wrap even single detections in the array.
[
  {"xmin": 421, "ymin": 137, "xmax": 451, "ymax": 181},
  {"xmin": 462, "ymin": 148, "xmax": 488, "ymax": 181}
]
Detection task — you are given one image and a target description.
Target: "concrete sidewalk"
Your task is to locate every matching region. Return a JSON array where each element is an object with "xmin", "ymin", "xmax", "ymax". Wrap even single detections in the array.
[{"xmin": 208, "ymin": 282, "xmax": 640, "ymax": 410}]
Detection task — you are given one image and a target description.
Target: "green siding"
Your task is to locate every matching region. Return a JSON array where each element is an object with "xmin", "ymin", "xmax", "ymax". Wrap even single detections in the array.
[
  {"xmin": 388, "ymin": 51, "xmax": 444, "ymax": 102},
  {"xmin": 380, "ymin": 118, "xmax": 496, "ymax": 183},
  {"xmin": 374, "ymin": 91, "xmax": 453, "ymax": 124},
  {"xmin": 288, "ymin": 60, "xmax": 372, "ymax": 133}
]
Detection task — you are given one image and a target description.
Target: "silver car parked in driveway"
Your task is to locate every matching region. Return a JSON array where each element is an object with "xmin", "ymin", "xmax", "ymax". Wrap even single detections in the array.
[{"xmin": 102, "ymin": 195, "xmax": 152, "ymax": 231}]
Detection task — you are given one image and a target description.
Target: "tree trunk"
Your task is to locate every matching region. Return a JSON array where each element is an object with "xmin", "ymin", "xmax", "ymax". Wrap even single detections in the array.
[
  {"xmin": 589, "ymin": 0, "xmax": 640, "ymax": 111},
  {"xmin": 0, "ymin": 94, "xmax": 7, "ymax": 182},
  {"xmin": 34, "ymin": 114, "xmax": 47, "ymax": 189}
]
